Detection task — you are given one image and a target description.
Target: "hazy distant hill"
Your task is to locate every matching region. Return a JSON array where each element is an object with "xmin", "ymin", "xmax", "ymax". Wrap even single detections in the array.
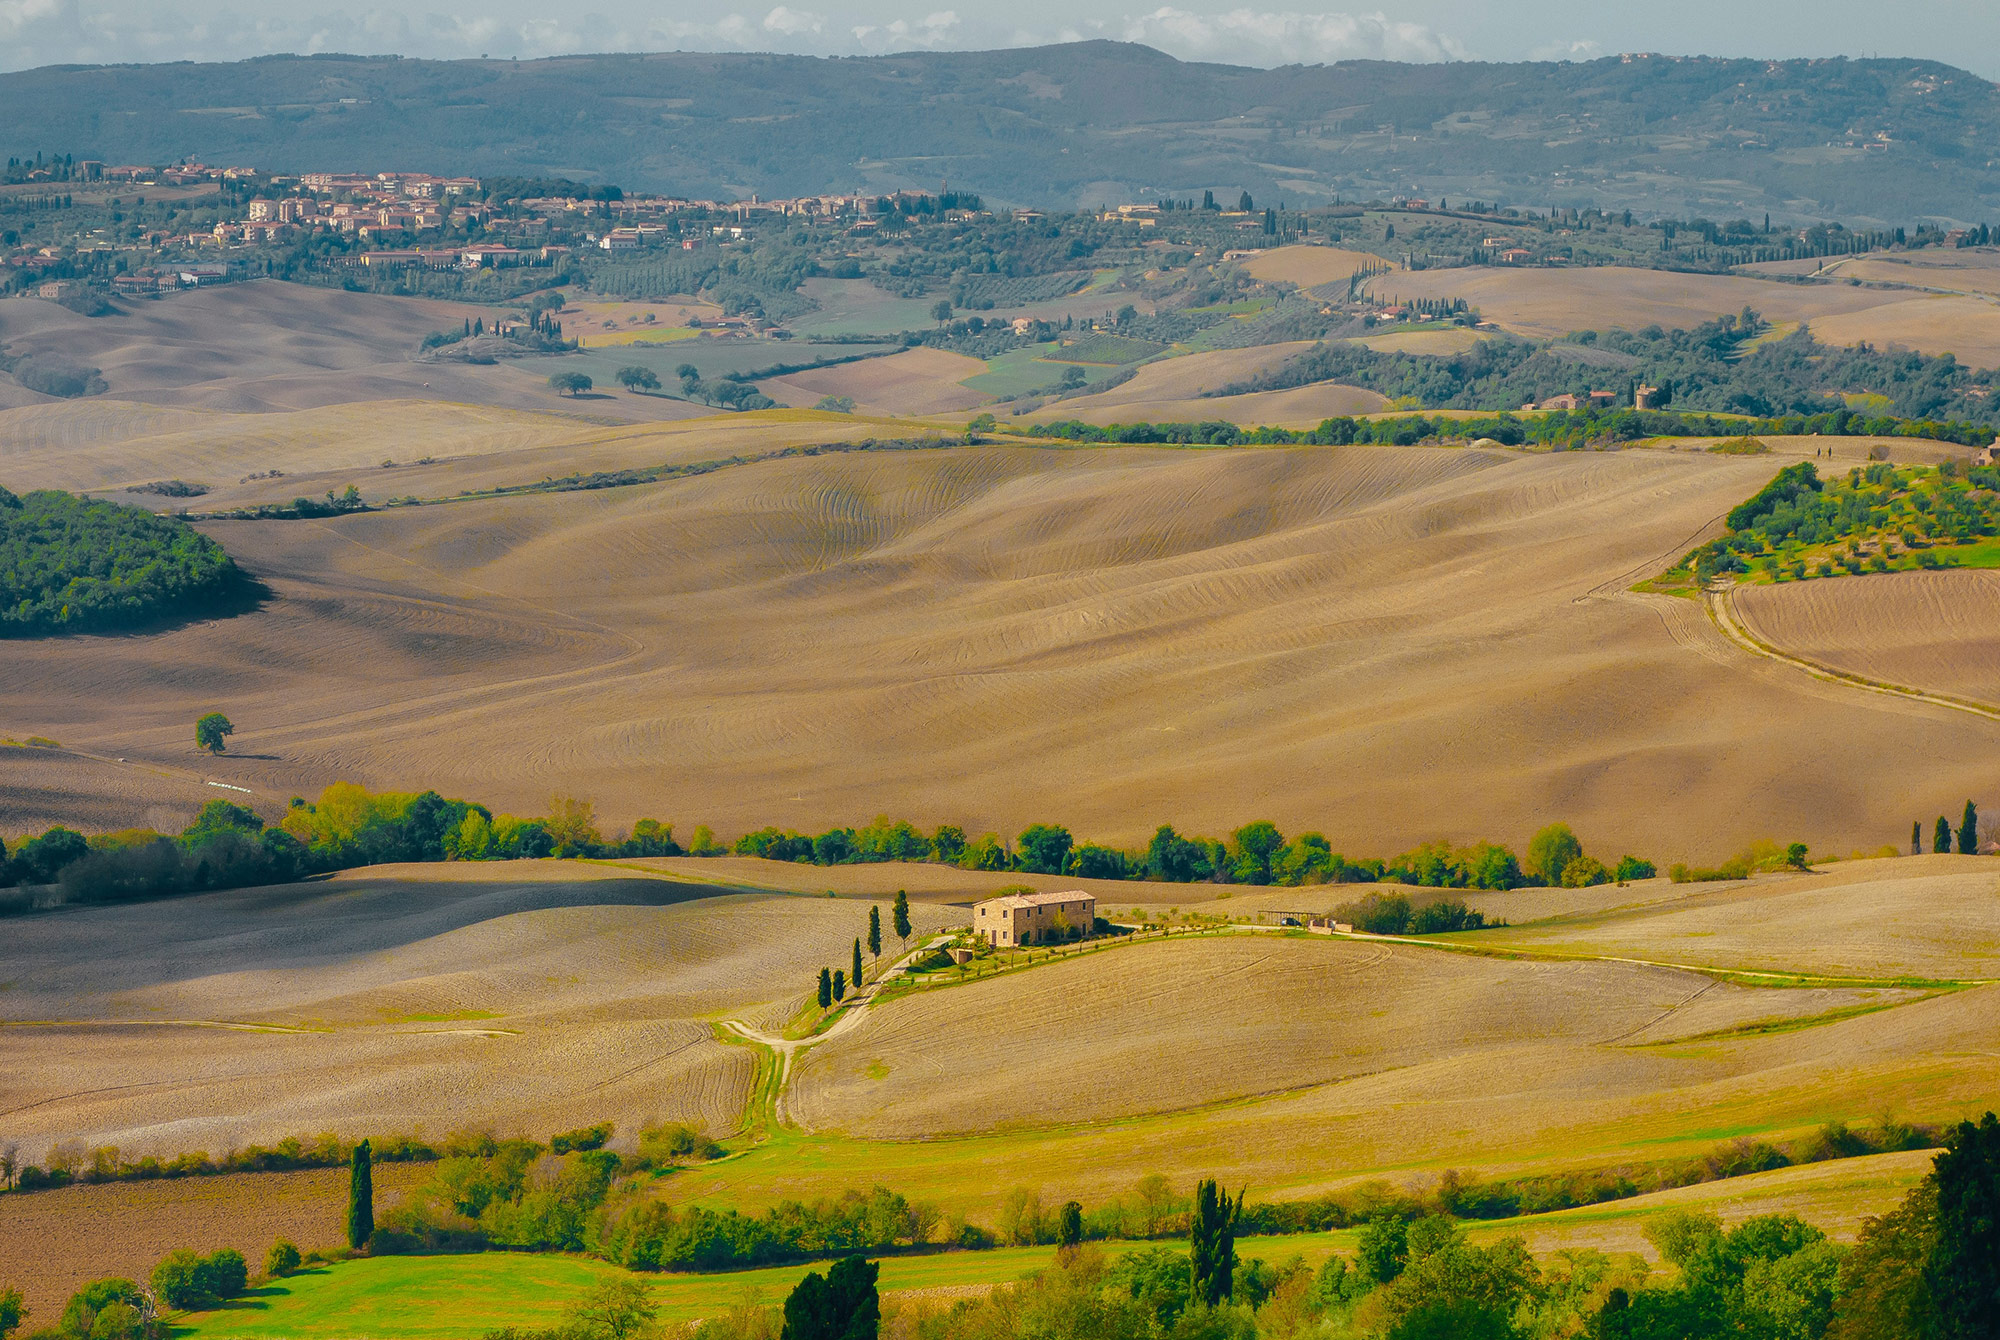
[{"xmin": 7, "ymin": 42, "xmax": 2000, "ymax": 222}]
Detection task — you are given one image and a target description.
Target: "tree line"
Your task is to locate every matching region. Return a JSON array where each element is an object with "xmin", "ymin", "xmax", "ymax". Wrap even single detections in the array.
[{"xmin": 0, "ymin": 488, "xmax": 246, "ymax": 637}]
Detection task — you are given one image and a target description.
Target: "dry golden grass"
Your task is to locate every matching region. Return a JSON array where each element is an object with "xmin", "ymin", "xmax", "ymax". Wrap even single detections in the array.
[
  {"xmin": 0, "ymin": 862, "xmax": 953, "ymax": 1167},
  {"xmin": 11, "ymin": 442, "xmax": 2000, "ymax": 861},
  {"xmin": 1377, "ymin": 266, "xmax": 2000, "ymax": 366},
  {"xmin": 1460, "ymin": 855, "xmax": 2000, "ymax": 980},
  {"xmin": 1049, "ymin": 381, "xmax": 1387, "ymax": 426},
  {"xmin": 1351, "ymin": 328, "xmax": 1496, "ymax": 355},
  {"xmin": 1734, "ymin": 570, "xmax": 2000, "ymax": 710},
  {"xmin": 761, "ymin": 347, "xmax": 988, "ymax": 415},
  {"xmin": 790, "ymin": 936, "xmax": 1915, "ymax": 1136},
  {"xmin": 0, "ymin": 1164, "xmax": 430, "ymax": 1318},
  {"xmin": 1240, "ymin": 246, "xmax": 1384, "ymax": 290}
]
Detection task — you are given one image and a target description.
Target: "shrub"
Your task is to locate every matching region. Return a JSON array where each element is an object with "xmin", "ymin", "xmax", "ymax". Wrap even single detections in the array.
[
  {"xmin": 265, "ymin": 1239, "xmax": 302, "ymax": 1277},
  {"xmin": 551, "ymin": 1122, "xmax": 614, "ymax": 1155},
  {"xmin": 1560, "ymin": 855, "xmax": 1611, "ymax": 888},
  {"xmin": 1613, "ymin": 855, "xmax": 1657, "ymax": 882},
  {"xmin": 151, "ymin": 1247, "xmax": 248, "ymax": 1308},
  {"xmin": 1334, "ymin": 891, "xmax": 1412, "ymax": 935}
]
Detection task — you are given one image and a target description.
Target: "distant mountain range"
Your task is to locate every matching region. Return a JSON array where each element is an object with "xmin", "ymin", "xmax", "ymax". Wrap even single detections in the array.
[{"xmin": 7, "ymin": 42, "xmax": 2000, "ymax": 223}]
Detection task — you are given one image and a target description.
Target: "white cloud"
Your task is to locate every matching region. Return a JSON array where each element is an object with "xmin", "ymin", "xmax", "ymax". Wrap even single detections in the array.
[
  {"xmin": 1530, "ymin": 37, "xmax": 1602, "ymax": 61},
  {"xmin": 1118, "ymin": 8, "xmax": 1466, "ymax": 65},
  {"xmin": 763, "ymin": 6, "xmax": 825, "ymax": 36},
  {"xmin": 0, "ymin": 1, "xmax": 1464, "ymax": 71}
]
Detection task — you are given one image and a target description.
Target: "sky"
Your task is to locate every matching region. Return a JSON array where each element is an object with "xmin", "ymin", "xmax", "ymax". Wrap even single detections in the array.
[{"xmin": 3, "ymin": 0, "xmax": 1999, "ymax": 77}]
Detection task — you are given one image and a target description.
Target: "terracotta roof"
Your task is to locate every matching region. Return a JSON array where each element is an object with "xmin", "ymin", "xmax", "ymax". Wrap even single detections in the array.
[{"xmin": 981, "ymin": 889, "xmax": 1095, "ymax": 911}]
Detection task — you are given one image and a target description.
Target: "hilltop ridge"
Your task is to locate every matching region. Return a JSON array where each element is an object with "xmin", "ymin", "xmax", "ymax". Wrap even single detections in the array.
[{"xmin": 3, "ymin": 43, "xmax": 1999, "ymax": 219}]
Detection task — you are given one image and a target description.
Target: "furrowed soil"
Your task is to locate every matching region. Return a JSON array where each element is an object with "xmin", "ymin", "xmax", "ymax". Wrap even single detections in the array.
[
  {"xmin": 1378, "ymin": 266, "xmax": 2000, "ymax": 367},
  {"xmin": 18, "ymin": 443, "xmax": 2000, "ymax": 858},
  {"xmin": 789, "ymin": 935, "xmax": 1920, "ymax": 1136},
  {"xmin": 0, "ymin": 1164, "xmax": 430, "ymax": 1319},
  {"xmin": 0, "ymin": 861, "xmax": 958, "ymax": 1163},
  {"xmin": 1733, "ymin": 569, "xmax": 2000, "ymax": 709}
]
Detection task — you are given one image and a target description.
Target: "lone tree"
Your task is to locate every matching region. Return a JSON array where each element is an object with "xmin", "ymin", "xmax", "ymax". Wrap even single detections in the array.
[
  {"xmin": 547, "ymin": 371, "xmax": 593, "ymax": 397},
  {"xmin": 346, "ymin": 1138, "xmax": 374, "ymax": 1250},
  {"xmin": 1188, "ymin": 1178, "xmax": 1244, "ymax": 1308},
  {"xmin": 892, "ymin": 890, "xmax": 911, "ymax": 948},
  {"xmin": 781, "ymin": 1254, "xmax": 879, "ymax": 1340},
  {"xmin": 1915, "ymin": 820, "xmax": 1923, "ymax": 856},
  {"xmin": 194, "ymin": 712, "xmax": 234, "ymax": 755},
  {"xmin": 817, "ymin": 968, "xmax": 833, "ymax": 1009},
  {"xmin": 1959, "ymin": 801, "xmax": 1980, "ymax": 855},
  {"xmin": 1927, "ymin": 1112, "xmax": 2000, "ymax": 1337},
  {"xmin": 852, "ymin": 937, "xmax": 864, "ymax": 989},
  {"xmin": 867, "ymin": 905, "xmax": 882, "ymax": 958},
  {"xmin": 1057, "ymin": 1200, "xmax": 1085, "ymax": 1253},
  {"xmin": 1937, "ymin": 816, "xmax": 1954, "ymax": 854},
  {"xmin": 1785, "ymin": 843, "xmax": 1811, "ymax": 870},
  {"xmin": 615, "ymin": 366, "xmax": 661, "ymax": 393}
]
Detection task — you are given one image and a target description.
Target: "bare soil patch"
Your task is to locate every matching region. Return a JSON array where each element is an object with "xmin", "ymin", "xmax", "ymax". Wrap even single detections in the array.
[
  {"xmin": 790, "ymin": 936, "xmax": 1912, "ymax": 1135},
  {"xmin": 0, "ymin": 1164, "xmax": 428, "ymax": 1318},
  {"xmin": 1734, "ymin": 569, "xmax": 2000, "ymax": 710}
]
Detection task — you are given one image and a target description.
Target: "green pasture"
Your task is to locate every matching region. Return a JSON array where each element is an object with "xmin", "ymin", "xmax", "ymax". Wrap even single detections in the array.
[
  {"xmin": 786, "ymin": 280, "xmax": 939, "ymax": 337},
  {"xmin": 171, "ymin": 1237, "xmax": 1356, "ymax": 1338},
  {"xmin": 961, "ymin": 345, "xmax": 1129, "ymax": 398}
]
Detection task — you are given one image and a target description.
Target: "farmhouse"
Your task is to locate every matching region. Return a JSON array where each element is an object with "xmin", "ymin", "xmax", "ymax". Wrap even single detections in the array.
[{"xmin": 973, "ymin": 889, "xmax": 1097, "ymax": 947}]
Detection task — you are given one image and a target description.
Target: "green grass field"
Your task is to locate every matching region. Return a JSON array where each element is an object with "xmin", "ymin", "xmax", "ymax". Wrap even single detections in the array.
[
  {"xmin": 1045, "ymin": 334, "xmax": 1169, "ymax": 365},
  {"xmin": 168, "ymin": 1151, "xmax": 1934, "ymax": 1338},
  {"xmin": 961, "ymin": 346, "xmax": 1130, "ymax": 398},
  {"xmin": 171, "ymin": 1239, "xmax": 1350, "ymax": 1337}
]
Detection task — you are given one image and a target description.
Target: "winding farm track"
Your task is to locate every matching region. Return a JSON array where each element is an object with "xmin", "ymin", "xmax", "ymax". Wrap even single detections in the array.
[
  {"xmin": 723, "ymin": 934, "xmax": 952, "ymax": 1127},
  {"xmin": 1705, "ymin": 586, "xmax": 2000, "ymax": 726}
]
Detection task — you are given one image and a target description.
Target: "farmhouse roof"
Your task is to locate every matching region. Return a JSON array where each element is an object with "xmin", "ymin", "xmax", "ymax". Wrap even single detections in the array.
[{"xmin": 983, "ymin": 889, "xmax": 1094, "ymax": 910}]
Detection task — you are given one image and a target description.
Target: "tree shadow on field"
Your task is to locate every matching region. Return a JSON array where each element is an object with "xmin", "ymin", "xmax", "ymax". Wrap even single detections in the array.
[
  {"xmin": 15, "ymin": 874, "xmax": 761, "ymax": 994},
  {"xmin": 0, "ymin": 567, "xmax": 274, "ymax": 642}
]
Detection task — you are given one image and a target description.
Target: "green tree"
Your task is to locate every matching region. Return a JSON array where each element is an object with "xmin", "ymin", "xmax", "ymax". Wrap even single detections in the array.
[
  {"xmin": 892, "ymin": 890, "xmax": 911, "ymax": 946},
  {"xmin": 1785, "ymin": 843, "xmax": 1811, "ymax": 870},
  {"xmin": 1188, "ymin": 1178, "xmax": 1243, "ymax": 1308},
  {"xmin": 1937, "ymin": 816, "xmax": 1953, "ymax": 853},
  {"xmin": 852, "ymin": 937, "xmax": 864, "ymax": 988},
  {"xmin": 1360, "ymin": 1213, "xmax": 1411, "ymax": 1283},
  {"xmin": 818, "ymin": 967, "xmax": 833, "ymax": 1009},
  {"xmin": 832, "ymin": 969, "xmax": 846, "ymax": 1002},
  {"xmin": 347, "ymin": 1138, "xmax": 374, "ymax": 1250},
  {"xmin": 1057, "ymin": 1200, "xmax": 1084, "ymax": 1250},
  {"xmin": 1959, "ymin": 801, "xmax": 1979, "ymax": 855},
  {"xmin": 615, "ymin": 365, "xmax": 660, "ymax": 392},
  {"xmin": 265, "ymin": 1239, "xmax": 302, "ymax": 1277},
  {"xmin": 1927, "ymin": 1111, "xmax": 2000, "ymax": 1338},
  {"xmin": 1914, "ymin": 820, "xmax": 1923, "ymax": 856},
  {"xmin": 931, "ymin": 300, "xmax": 953, "ymax": 326},
  {"xmin": 781, "ymin": 1254, "xmax": 880, "ymax": 1340},
  {"xmin": 1016, "ymin": 824, "xmax": 1074, "ymax": 875},
  {"xmin": 0, "ymin": 1286, "xmax": 22, "ymax": 1340},
  {"xmin": 1229, "ymin": 821, "xmax": 1284, "ymax": 885},
  {"xmin": 566, "ymin": 1278, "xmax": 659, "ymax": 1340},
  {"xmin": 194, "ymin": 712, "xmax": 234, "ymax": 754},
  {"xmin": 867, "ymin": 904, "xmax": 882, "ymax": 957},
  {"xmin": 548, "ymin": 371, "xmax": 594, "ymax": 396},
  {"xmin": 1526, "ymin": 823, "xmax": 1582, "ymax": 885}
]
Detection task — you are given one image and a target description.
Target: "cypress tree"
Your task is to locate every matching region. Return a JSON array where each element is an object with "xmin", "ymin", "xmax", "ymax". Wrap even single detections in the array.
[
  {"xmin": 1937, "ymin": 816, "xmax": 1953, "ymax": 854},
  {"xmin": 346, "ymin": 1139, "xmax": 373, "ymax": 1249},
  {"xmin": 832, "ymin": 969, "xmax": 846, "ymax": 1002},
  {"xmin": 892, "ymin": 890, "xmax": 912, "ymax": 946},
  {"xmin": 852, "ymin": 937, "xmax": 864, "ymax": 988},
  {"xmin": 1188, "ymin": 1178, "xmax": 1243, "ymax": 1308},
  {"xmin": 1914, "ymin": 820, "xmax": 1923, "ymax": 856},
  {"xmin": 1960, "ymin": 801, "xmax": 1979, "ymax": 855},
  {"xmin": 867, "ymin": 905, "xmax": 882, "ymax": 957},
  {"xmin": 817, "ymin": 968, "xmax": 832, "ymax": 1009}
]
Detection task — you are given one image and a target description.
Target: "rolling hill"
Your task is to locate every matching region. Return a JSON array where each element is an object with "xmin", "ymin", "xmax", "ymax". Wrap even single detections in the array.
[{"xmin": 4, "ymin": 45, "xmax": 2000, "ymax": 219}]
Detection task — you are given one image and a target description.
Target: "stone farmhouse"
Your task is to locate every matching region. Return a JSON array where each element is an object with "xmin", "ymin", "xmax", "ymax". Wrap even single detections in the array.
[{"xmin": 973, "ymin": 890, "xmax": 1097, "ymax": 948}]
